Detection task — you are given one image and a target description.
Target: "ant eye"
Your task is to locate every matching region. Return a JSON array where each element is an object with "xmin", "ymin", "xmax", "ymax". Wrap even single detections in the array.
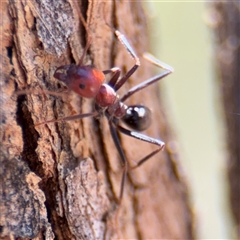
[{"xmin": 79, "ymin": 84, "xmax": 85, "ymax": 89}]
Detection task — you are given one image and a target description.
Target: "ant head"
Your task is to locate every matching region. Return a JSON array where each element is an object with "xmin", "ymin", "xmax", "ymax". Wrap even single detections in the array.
[{"xmin": 54, "ymin": 65, "xmax": 105, "ymax": 98}]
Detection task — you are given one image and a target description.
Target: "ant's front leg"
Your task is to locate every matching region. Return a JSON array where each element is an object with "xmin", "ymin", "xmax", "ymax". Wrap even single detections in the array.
[
  {"xmin": 102, "ymin": 67, "xmax": 121, "ymax": 88},
  {"xmin": 111, "ymin": 31, "xmax": 141, "ymax": 91},
  {"xmin": 14, "ymin": 87, "xmax": 70, "ymax": 98},
  {"xmin": 120, "ymin": 53, "xmax": 174, "ymax": 102}
]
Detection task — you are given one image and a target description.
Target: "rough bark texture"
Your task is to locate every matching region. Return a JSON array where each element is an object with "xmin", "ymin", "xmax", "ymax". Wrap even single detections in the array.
[
  {"xmin": 212, "ymin": 2, "xmax": 240, "ymax": 238},
  {"xmin": 0, "ymin": 1, "xmax": 194, "ymax": 239}
]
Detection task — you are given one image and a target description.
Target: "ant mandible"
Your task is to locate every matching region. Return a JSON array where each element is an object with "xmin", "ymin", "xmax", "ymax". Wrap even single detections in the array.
[{"xmin": 36, "ymin": 6, "xmax": 174, "ymax": 203}]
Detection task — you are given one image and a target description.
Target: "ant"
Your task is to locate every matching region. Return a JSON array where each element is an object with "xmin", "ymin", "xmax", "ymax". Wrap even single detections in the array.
[{"xmin": 32, "ymin": 5, "xmax": 174, "ymax": 203}]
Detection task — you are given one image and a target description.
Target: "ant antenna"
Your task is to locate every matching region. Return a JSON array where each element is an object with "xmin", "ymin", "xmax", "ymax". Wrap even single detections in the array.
[{"xmin": 71, "ymin": 1, "xmax": 92, "ymax": 66}]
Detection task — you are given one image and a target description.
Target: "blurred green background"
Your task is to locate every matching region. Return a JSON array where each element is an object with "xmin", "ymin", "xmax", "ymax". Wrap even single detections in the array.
[{"xmin": 144, "ymin": 1, "xmax": 235, "ymax": 239}]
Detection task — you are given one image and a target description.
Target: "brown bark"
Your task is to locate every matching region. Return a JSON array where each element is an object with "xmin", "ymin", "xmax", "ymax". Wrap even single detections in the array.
[
  {"xmin": 212, "ymin": 2, "xmax": 240, "ymax": 238},
  {"xmin": 0, "ymin": 1, "xmax": 194, "ymax": 239}
]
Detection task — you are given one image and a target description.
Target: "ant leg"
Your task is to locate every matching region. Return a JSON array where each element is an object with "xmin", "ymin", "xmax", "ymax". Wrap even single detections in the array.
[
  {"xmin": 14, "ymin": 85, "xmax": 70, "ymax": 103},
  {"xmin": 109, "ymin": 120, "xmax": 128, "ymax": 203},
  {"xmin": 35, "ymin": 112, "xmax": 98, "ymax": 126},
  {"xmin": 103, "ymin": 67, "xmax": 121, "ymax": 88},
  {"xmin": 116, "ymin": 125, "xmax": 165, "ymax": 170},
  {"xmin": 143, "ymin": 52, "xmax": 174, "ymax": 71},
  {"xmin": 113, "ymin": 31, "xmax": 140, "ymax": 91},
  {"xmin": 14, "ymin": 88, "xmax": 69, "ymax": 98},
  {"xmin": 104, "ymin": 14, "xmax": 140, "ymax": 90},
  {"xmin": 120, "ymin": 53, "xmax": 174, "ymax": 102}
]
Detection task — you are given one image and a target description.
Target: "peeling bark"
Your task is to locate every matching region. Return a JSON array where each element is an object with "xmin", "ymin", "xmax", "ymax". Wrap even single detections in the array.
[{"xmin": 0, "ymin": 1, "xmax": 194, "ymax": 239}]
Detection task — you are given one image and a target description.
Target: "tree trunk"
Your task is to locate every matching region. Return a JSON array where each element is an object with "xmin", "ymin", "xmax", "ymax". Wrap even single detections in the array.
[
  {"xmin": 0, "ymin": 1, "xmax": 194, "ymax": 239},
  {"xmin": 212, "ymin": 2, "xmax": 240, "ymax": 238}
]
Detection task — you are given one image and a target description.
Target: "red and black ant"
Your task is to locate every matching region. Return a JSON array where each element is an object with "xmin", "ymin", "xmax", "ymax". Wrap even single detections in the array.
[{"xmin": 24, "ymin": 5, "xmax": 174, "ymax": 203}]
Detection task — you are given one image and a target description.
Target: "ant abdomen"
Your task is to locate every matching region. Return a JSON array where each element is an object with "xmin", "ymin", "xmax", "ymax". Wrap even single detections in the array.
[{"xmin": 122, "ymin": 105, "xmax": 151, "ymax": 131}]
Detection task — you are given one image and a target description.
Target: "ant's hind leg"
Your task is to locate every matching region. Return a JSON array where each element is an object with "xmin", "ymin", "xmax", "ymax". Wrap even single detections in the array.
[
  {"xmin": 116, "ymin": 125, "xmax": 165, "ymax": 170},
  {"xmin": 108, "ymin": 121, "xmax": 128, "ymax": 204}
]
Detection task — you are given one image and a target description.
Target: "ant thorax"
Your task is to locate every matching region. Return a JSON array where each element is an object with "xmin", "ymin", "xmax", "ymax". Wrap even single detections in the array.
[
  {"xmin": 95, "ymin": 83, "xmax": 128, "ymax": 119},
  {"xmin": 95, "ymin": 83, "xmax": 116, "ymax": 107}
]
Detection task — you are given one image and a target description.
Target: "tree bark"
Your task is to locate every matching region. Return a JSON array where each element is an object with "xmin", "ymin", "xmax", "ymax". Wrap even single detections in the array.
[
  {"xmin": 0, "ymin": 1, "xmax": 194, "ymax": 239},
  {"xmin": 212, "ymin": 2, "xmax": 240, "ymax": 238}
]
